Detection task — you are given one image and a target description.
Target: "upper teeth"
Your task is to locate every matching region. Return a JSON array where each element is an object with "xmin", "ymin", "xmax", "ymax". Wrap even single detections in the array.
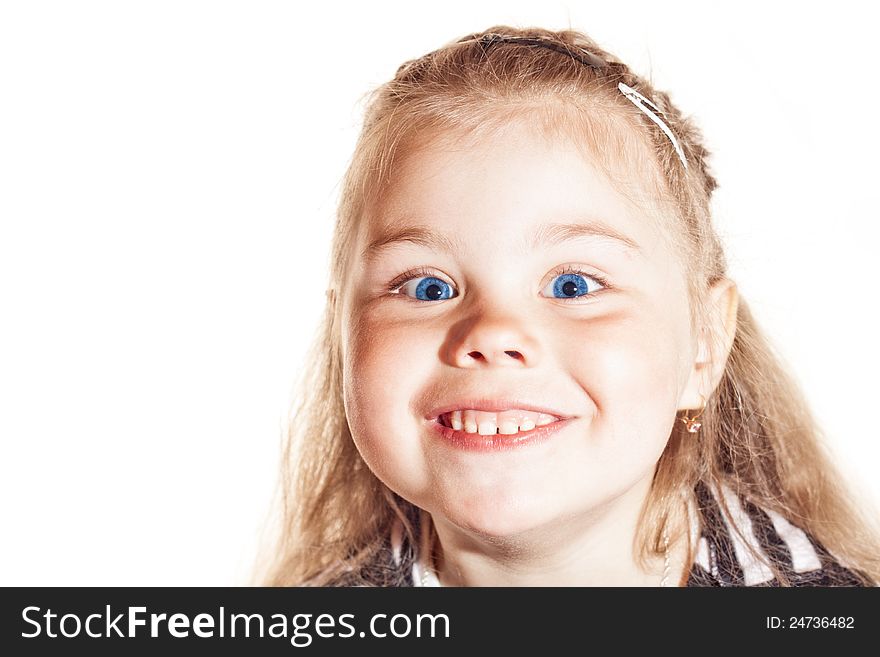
[{"xmin": 440, "ymin": 409, "xmax": 560, "ymax": 435}]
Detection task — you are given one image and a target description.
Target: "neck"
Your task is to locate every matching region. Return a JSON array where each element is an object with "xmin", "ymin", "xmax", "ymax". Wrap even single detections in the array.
[{"xmin": 428, "ymin": 478, "xmax": 689, "ymax": 587}]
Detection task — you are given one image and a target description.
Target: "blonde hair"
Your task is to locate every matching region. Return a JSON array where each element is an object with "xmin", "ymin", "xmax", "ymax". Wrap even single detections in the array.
[{"xmin": 257, "ymin": 26, "xmax": 880, "ymax": 586}]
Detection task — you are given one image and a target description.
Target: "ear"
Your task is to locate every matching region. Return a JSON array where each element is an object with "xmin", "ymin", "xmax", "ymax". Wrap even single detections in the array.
[{"xmin": 678, "ymin": 278, "xmax": 739, "ymax": 411}]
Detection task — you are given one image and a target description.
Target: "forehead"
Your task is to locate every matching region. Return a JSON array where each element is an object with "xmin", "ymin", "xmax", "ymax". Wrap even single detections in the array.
[{"xmin": 361, "ymin": 117, "xmax": 675, "ymax": 260}]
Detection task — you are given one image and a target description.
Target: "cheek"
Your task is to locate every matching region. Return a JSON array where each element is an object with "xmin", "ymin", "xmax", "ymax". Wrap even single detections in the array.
[
  {"xmin": 578, "ymin": 315, "xmax": 687, "ymax": 403},
  {"xmin": 341, "ymin": 309, "xmax": 434, "ymax": 491},
  {"xmin": 562, "ymin": 310, "xmax": 691, "ymax": 465}
]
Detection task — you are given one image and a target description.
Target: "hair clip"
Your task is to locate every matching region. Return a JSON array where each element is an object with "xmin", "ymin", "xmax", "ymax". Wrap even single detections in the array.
[{"xmin": 617, "ymin": 82, "xmax": 688, "ymax": 169}]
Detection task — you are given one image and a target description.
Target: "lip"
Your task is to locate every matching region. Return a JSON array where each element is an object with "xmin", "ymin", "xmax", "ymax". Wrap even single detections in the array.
[
  {"xmin": 428, "ymin": 416, "xmax": 574, "ymax": 452},
  {"xmin": 425, "ymin": 398, "xmax": 574, "ymax": 422}
]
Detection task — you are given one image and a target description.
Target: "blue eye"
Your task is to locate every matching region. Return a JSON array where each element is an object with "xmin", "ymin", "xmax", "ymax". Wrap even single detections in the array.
[
  {"xmin": 390, "ymin": 267, "xmax": 606, "ymax": 302},
  {"xmin": 542, "ymin": 270, "xmax": 605, "ymax": 300},
  {"xmin": 399, "ymin": 276, "xmax": 456, "ymax": 301}
]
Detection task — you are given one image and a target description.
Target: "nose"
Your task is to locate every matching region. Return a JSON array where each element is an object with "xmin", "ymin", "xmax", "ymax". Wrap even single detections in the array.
[{"xmin": 446, "ymin": 313, "xmax": 540, "ymax": 368}]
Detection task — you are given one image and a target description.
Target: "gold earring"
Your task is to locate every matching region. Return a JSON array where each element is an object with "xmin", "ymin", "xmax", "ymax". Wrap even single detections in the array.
[{"xmin": 680, "ymin": 395, "xmax": 706, "ymax": 433}]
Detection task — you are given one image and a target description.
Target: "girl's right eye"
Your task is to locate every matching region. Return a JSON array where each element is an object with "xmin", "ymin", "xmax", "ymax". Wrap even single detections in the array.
[{"xmin": 393, "ymin": 275, "xmax": 457, "ymax": 301}]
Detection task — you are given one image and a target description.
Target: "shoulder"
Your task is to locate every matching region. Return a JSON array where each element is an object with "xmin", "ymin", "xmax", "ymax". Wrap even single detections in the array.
[
  {"xmin": 686, "ymin": 480, "xmax": 871, "ymax": 587},
  {"xmin": 321, "ymin": 536, "xmax": 415, "ymax": 587},
  {"xmin": 323, "ymin": 510, "xmax": 421, "ymax": 587}
]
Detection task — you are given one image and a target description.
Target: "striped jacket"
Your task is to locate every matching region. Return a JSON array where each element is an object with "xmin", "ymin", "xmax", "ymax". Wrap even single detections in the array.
[
  {"xmin": 685, "ymin": 481, "xmax": 867, "ymax": 586},
  {"xmin": 376, "ymin": 481, "xmax": 870, "ymax": 587}
]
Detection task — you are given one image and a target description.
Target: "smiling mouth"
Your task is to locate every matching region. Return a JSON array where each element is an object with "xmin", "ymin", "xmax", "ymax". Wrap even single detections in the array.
[
  {"xmin": 436, "ymin": 409, "xmax": 561, "ymax": 435},
  {"xmin": 430, "ymin": 412, "xmax": 571, "ymax": 452}
]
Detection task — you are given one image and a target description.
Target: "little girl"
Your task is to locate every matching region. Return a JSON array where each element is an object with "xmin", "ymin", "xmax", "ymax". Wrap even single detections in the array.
[{"xmin": 261, "ymin": 26, "xmax": 879, "ymax": 586}]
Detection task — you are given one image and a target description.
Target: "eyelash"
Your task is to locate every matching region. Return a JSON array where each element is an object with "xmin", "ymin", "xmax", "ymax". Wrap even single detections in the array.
[{"xmin": 386, "ymin": 265, "xmax": 611, "ymax": 302}]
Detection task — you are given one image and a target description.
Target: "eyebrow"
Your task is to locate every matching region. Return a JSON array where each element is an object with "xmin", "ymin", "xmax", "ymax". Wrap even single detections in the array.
[
  {"xmin": 363, "ymin": 219, "xmax": 640, "ymax": 261},
  {"xmin": 531, "ymin": 221, "xmax": 641, "ymax": 253}
]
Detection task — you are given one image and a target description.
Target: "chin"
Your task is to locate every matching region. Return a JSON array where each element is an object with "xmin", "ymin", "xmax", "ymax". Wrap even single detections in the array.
[{"xmin": 438, "ymin": 491, "xmax": 562, "ymax": 541}]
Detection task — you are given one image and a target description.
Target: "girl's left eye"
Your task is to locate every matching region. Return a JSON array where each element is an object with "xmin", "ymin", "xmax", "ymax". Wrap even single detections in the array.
[{"xmin": 540, "ymin": 269, "xmax": 607, "ymax": 300}]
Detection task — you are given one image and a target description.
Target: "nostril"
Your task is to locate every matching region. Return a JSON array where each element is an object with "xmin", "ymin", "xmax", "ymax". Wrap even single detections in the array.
[{"xmin": 464, "ymin": 350, "xmax": 523, "ymax": 362}]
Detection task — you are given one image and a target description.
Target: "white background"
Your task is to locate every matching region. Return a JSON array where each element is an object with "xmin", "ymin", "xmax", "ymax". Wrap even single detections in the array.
[{"xmin": 1, "ymin": 1, "xmax": 877, "ymax": 585}]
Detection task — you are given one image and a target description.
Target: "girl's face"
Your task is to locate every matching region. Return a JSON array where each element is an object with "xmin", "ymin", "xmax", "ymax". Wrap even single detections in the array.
[{"xmin": 340, "ymin": 119, "xmax": 698, "ymax": 539}]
